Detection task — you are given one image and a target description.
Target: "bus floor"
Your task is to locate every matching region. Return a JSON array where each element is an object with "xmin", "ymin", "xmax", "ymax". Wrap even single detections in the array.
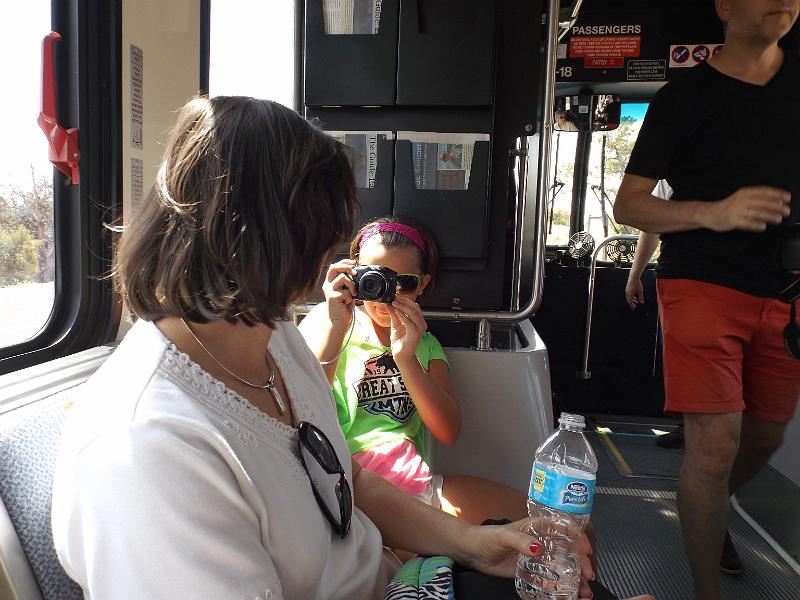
[{"xmin": 584, "ymin": 415, "xmax": 800, "ymax": 600}]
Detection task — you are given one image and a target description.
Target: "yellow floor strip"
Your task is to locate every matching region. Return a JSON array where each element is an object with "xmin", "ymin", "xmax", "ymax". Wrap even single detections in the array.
[{"xmin": 596, "ymin": 428, "xmax": 632, "ymax": 476}]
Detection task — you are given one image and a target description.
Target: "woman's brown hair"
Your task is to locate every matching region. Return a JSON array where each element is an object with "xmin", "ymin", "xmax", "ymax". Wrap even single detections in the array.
[
  {"xmin": 116, "ymin": 96, "xmax": 358, "ymax": 326},
  {"xmin": 348, "ymin": 216, "xmax": 439, "ymax": 286}
]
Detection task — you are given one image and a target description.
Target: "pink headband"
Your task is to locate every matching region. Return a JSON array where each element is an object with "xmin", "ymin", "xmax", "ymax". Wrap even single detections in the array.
[{"xmin": 358, "ymin": 223, "xmax": 428, "ymax": 255}]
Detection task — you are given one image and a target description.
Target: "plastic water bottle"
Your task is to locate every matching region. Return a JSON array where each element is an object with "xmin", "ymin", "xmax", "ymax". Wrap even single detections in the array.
[{"xmin": 515, "ymin": 413, "xmax": 598, "ymax": 600}]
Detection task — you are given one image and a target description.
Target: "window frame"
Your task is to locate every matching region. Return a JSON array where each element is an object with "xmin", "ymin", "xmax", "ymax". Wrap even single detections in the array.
[{"xmin": 0, "ymin": 0, "xmax": 122, "ymax": 374}]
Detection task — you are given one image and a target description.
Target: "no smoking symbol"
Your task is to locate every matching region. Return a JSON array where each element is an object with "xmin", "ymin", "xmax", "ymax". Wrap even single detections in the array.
[{"xmin": 672, "ymin": 46, "xmax": 689, "ymax": 63}]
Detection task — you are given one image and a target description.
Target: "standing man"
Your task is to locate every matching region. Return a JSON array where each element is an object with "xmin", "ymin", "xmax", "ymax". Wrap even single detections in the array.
[{"xmin": 614, "ymin": 2, "xmax": 800, "ymax": 599}]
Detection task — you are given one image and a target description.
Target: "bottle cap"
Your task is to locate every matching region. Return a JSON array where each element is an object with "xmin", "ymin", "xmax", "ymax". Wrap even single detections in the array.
[{"xmin": 558, "ymin": 412, "xmax": 586, "ymax": 430}]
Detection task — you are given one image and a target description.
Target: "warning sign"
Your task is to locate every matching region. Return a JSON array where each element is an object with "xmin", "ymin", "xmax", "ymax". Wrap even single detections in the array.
[
  {"xmin": 585, "ymin": 57, "xmax": 624, "ymax": 69},
  {"xmin": 627, "ymin": 59, "xmax": 666, "ymax": 81},
  {"xmin": 692, "ymin": 45, "xmax": 710, "ymax": 63},
  {"xmin": 670, "ymin": 43, "xmax": 723, "ymax": 68},
  {"xmin": 671, "ymin": 45, "xmax": 690, "ymax": 65},
  {"xmin": 570, "ymin": 36, "xmax": 642, "ymax": 58}
]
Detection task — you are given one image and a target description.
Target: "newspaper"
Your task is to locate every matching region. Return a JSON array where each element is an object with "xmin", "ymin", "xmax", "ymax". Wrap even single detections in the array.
[
  {"xmin": 324, "ymin": 0, "xmax": 382, "ymax": 34},
  {"xmin": 329, "ymin": 131, "xmax": 393, "ymax": 188},
  {"xmin": 397, "ymin": 132, "xmax": 490, "ymax": 191}
]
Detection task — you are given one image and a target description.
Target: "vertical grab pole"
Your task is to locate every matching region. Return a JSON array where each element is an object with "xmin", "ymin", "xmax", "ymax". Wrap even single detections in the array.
[{"xmin": 578, "ymin": 234, "xmax": 639, "ymax": 379}]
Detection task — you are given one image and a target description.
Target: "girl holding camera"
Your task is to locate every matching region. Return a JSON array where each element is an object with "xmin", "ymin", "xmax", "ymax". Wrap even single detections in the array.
[{"xmin": 300, "ymin": 217, "xmax": 527, "ymax": 526}]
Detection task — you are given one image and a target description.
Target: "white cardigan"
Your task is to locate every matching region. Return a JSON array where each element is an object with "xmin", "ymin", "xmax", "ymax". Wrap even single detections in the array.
[{"xmin": 52, "ymin": 319, "xmax": 397, "ymax": 600}]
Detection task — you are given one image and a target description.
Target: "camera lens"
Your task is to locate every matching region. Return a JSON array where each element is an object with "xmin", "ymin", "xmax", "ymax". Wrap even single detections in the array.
[{"xmin": 359, "ymin": 273, "xmax": 387, "ymax": 300}]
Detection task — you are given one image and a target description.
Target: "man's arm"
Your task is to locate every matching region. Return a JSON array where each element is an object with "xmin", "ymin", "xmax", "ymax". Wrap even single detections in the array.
[
  {"xmin": 625, "ymin": 231, "xmax": 660, "ymax": 310},
  {"xmin": 614, "ymin": 174, "xmax": 791, "ymax": 234}
]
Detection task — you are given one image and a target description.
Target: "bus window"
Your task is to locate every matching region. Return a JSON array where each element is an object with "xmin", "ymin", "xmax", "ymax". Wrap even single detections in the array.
[
  {"xmin": 583, "ymin": 102, "xmax": 648, "ymax": 249},
  {"xmin": 0, "ymin": 1, "xmax": 54, "ymax": 350},
  {"xmin": 545, "ymin": 127, "xmax": 578, "ymax": 247},
  {"xmin": 210, "ymin": 1, "xmax": 297, "ymax": 109}
]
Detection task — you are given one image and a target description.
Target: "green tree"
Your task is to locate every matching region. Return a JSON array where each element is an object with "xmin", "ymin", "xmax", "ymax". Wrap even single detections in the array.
[
  {"xmin": 5, "ymin": 168, "xmax": 54, "ymax": 283},
  {"xmin": 0, "ymin": 225, "xmax": 39, "ymax": 285},
  {"xmin": 604, "ymin": 116, "xmax": 638, "ymax": 178}
]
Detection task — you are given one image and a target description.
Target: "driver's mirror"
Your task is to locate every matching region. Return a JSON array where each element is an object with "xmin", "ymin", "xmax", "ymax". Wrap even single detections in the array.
[
  {"xmin": 554, "ymin": 109, "xmax": 580, "ymax": 132},
  {"xmin": 593, "ymin": 94, "xmax": 621, "ymax": 131},
  {"xmin": 553, "ymin": 94, "xmax": 622, "ymax": 132}
]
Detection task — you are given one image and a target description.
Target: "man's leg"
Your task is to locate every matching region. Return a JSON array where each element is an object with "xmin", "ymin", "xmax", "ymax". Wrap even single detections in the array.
[
  {"xmin": 678, "ymin": 412, "xmax": 741, "ymax": 600},
  {"xmin": 728, "ymin": 413, "xmax": 787, "ymax": 495}
]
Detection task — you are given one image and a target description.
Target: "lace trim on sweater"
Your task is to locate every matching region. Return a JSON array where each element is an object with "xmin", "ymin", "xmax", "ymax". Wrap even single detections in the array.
[{"xmin": 159, "ymin": 341, "xmax": 303, "ymax": 446}]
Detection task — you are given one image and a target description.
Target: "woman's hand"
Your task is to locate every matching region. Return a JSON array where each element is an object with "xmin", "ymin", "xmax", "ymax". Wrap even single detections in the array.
[
  {"xmin": 322, "ymin": 259, "xmax": 356, "ymax": 330},
  {"xmin": 459, "ymin": 517, "xmax": 594, "ymax": 596},
  {"xmin": 387, "ymin": 295, "xmax": 427, "ymax": 363},
  {"xmin": 625, "ymin": 276, "xmax": 644, "ymax": 310}
]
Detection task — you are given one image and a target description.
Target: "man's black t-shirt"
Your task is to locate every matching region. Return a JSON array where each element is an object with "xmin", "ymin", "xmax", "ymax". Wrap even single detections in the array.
[{"xmin": 625, "ymin": 51, "xmax": 800, "ymax": 297}]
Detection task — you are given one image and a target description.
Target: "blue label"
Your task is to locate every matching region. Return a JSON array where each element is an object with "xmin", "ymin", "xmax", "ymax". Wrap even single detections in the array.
[{"xmin": 528, "ymin": 464, "xmax": 595, "ymax": 515}]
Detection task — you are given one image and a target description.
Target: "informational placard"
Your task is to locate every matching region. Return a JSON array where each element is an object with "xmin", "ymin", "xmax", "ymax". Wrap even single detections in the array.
[
  {"xmin": 130, "ymin": 45, "xmax": 143, "ymax": 150},
  {"xmin": 130, "ymin": 158, "xmax": 144, "ymax": 216},
  {"xmin": 627, "ymin": 59, "xmax": 666, "ymax": 81},
  {"xmin": 555, "ymin": 9, "xmax": 723, "ymax": 84}
]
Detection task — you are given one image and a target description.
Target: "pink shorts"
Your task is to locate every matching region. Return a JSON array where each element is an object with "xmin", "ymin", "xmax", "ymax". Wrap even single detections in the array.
[{"xmin": 657, "ymin": 279, "xmax": 800, "ymax": 423}]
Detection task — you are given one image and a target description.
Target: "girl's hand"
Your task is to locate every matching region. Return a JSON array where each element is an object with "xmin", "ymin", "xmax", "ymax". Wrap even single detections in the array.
[
  {"xmin": 322, "ymin": 259, "xmax": 356, "ymax": 330},
  {"xmin": 460, "ymin": 517, "xmax": 594, "ymax": 597},
  {"xmin": 387, "ymin": 296, "xmax": 427, "ymax": 363}
]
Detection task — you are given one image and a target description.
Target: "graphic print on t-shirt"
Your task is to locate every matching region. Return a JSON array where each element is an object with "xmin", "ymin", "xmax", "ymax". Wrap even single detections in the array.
[{"xmin": 354, "ymin": 351, "xmax": 417, "ymax": 423}]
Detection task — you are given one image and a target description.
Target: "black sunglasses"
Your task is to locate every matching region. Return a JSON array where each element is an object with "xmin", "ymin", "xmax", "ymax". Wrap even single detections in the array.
[{"xmin": 298, "ymin": 421, "xmax": 352, "ymax": 538}]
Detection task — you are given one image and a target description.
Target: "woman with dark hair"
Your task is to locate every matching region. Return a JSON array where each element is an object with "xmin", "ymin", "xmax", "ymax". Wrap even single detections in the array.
[{"xmin": 49, "ymin": 96, "xmax": 593, "ymax": 599}]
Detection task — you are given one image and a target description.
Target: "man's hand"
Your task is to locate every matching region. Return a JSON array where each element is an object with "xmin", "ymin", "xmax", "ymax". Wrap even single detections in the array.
[
  {"xmin": 625, "ymin": 276, "xmax": 645, "ymax": 310},
  {"xmin": 701, "ymin": 186, "xmax": 790, "ymax": 233}
]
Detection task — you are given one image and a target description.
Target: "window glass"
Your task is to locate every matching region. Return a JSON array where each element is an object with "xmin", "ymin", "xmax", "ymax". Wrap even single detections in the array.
[
  {"xmin": 583, "ymin": 103, "xmax": 648, "ymax": 246},
  {"xmin": 210, "ymin": 1, "xmax": 296, "ymax": 109},
  {"xmin": 545, "ymin": 128, "xmax": 578, "ymax": 247},
  {"xmin": 0, "ymin": 1, "xmax": 55, "ymax": 349}
]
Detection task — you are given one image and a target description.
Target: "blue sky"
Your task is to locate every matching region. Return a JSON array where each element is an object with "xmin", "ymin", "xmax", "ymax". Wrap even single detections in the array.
[{"xmin": 622, "ymin": 102, "xmax": 648, "ymax": 122}]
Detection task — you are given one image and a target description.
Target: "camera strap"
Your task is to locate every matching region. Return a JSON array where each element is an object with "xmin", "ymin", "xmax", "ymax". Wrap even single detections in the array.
[
  {"xmin": 778, "ymin": 276, "xmax": 800, "ymax": 303},
  {"xmin": 783, "ymin": 300, "xmax": 800, "ymax": 361}
]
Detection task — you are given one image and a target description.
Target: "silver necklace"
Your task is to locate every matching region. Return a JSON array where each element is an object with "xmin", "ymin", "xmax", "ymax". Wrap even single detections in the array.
[{"xmin": 180, "ymin": 318, "xmax": 287, "ymax": 415}]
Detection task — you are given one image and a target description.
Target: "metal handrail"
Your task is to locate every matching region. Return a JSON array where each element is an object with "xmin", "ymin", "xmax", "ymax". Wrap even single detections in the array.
[
  {"xmin": 577, "ymin": 234, "xmax": 640, "ymax": 379},
  {"xmin": 294, "ymin": 0, "xmax": 561, "ymax": 349}
]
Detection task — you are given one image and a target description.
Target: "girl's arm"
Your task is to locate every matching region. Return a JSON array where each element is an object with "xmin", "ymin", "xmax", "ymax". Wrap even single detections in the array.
[
  {"xmin": 298, "ymin": 259, "xmax": 356, "ymax": 385},
  {"xmin": 388, "ymin": 296, "xmax": 461, "ymax": 445}
]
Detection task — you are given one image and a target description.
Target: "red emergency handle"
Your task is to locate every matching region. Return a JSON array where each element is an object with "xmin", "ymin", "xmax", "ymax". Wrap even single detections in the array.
[{"xmin": 38, "ymin": 32, "xmax": 79, "ymax": 185}]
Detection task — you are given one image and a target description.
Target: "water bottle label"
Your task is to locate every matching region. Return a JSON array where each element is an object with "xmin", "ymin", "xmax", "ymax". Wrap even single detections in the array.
[{"xmin": 528, "ymin": 465, "xmax": 595, "ymax": 515}]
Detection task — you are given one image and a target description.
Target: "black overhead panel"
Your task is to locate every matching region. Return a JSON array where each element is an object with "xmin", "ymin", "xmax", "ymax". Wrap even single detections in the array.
[{"xmin": 302, "ymin": 0, "xmax": 547, "ymax": 312}]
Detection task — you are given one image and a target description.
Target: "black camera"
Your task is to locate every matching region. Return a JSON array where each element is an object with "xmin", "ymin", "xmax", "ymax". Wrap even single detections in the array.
[
  {"xmin": 352, "ymin": 265, "xmax": 397, "ymax": 304},
  {"xmin": 780, "ymin": 231, "xmax": 800, "ymax": 272}
]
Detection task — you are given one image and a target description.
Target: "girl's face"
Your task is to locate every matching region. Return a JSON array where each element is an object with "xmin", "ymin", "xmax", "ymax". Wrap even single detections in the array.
[{"xmin": 356, "ymin": 236, "xmax": 431, "ymax": 329}]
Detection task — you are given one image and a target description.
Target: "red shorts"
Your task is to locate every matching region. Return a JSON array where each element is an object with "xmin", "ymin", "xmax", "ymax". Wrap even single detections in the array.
[{"xmin": 657, "ymin": 279, "xmax": 800, "ymax": 423}]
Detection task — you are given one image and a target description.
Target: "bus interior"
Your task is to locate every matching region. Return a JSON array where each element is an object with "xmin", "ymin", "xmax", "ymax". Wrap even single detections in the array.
[{"xmin": 0, "ymin": 1, "xmax": 799, "ymax": 599}]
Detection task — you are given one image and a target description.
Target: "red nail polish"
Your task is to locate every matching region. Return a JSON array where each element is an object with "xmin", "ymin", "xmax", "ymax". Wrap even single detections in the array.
[{"xmin": 529, "ymin": 542, "xmax": 541, "ymax": 555}]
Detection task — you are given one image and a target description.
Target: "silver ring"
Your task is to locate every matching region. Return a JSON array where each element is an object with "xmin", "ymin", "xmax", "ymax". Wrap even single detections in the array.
[{"xmin": 744, "ymin": 207, "xmax": 750, "ymax": 219}]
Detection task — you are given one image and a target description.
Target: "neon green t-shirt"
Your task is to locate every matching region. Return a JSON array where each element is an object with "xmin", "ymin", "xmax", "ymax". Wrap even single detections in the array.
[{"xmin": 333, "ymin": 314, "xmax": 449, "ymax": 460}]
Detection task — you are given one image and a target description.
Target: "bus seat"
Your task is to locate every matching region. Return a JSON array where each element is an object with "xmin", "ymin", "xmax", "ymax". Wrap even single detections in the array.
[
  {"xmin": 426, "ymin": 320, "xmax": 553, "ymax": 494},
  {"xmin": 0, "ymin": 391, "xmax": 83, "ymax": 600}
]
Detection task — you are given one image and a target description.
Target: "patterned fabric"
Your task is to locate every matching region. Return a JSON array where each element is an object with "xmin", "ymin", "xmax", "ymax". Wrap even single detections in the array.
[
  {"xmin": 327, "ymin": 309, "xmax": 449, "ymax": 458},
  {"xmin": 384, "ymin": 556, "xmax": 455, "ymax": 600},
  {"xmin": 0, "ymin": 391, "xmax": 83, "ymax": 600}
]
